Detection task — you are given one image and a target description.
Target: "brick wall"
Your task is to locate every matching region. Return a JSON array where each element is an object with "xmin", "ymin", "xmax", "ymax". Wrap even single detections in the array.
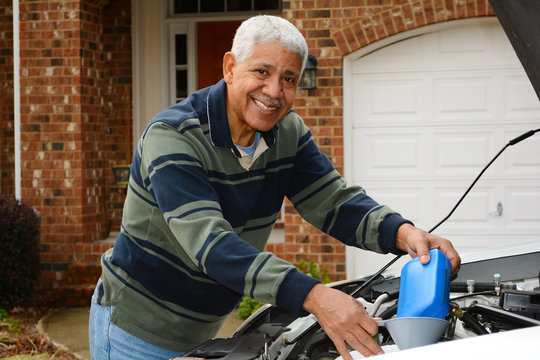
[
  {"xmin": 6, "ymin": 0, "xmax": 495, "ymax": 303},
  {"xmin": 268, "ymin": 0, "xmax": 495, "ymax": 282},
  {"xmin": 79, "ymin": 0, "xmax": 107, "ymax": 244},
  {"xmin": 17, "ymin": 0, "xmax": 131, "ymax": 298},
  {"xmin": 0, "ymin": 0, "xmax": 14, "ymax": 196}
]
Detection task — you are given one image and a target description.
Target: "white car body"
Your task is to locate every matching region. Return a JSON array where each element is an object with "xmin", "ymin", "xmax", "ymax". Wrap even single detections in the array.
[{"xmin": 339, "ymin": 239, "xmax": 540, "ymax": 359}]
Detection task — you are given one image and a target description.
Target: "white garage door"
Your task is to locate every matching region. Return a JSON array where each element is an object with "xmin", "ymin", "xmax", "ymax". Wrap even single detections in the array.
[{"xmin": 345, "ymin": 18, "xmax": 540, "ymax": 278}]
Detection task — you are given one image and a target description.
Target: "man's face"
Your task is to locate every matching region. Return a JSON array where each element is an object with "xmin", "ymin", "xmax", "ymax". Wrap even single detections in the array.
[{"xmin": 223, "ymin": 42, "xmax": 302, "ymax": 134}]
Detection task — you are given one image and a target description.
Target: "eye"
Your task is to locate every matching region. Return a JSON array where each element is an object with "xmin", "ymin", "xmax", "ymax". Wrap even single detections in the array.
[
  {"xmin": 283, "ymin": 76, "xmax": 297, "ymax": 87},
  {"xmin": 256, "ymin": 69, "xmax": 268, "ymax": 76}
]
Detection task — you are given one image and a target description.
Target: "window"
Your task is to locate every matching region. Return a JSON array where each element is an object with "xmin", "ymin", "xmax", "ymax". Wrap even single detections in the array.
[
  {"xmin": 172, "ymin": 0, "xmax": 280, "ymax": 14},
  {"xmin": 168, "ymin": 23, "xmax": 194, "ymax": 105},
  {"xmin": 175, "ymin": 34, "xmax": 188, "ymax": 102}
]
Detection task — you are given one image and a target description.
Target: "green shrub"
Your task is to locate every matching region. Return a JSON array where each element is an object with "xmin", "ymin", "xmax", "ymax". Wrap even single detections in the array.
[
  {"xmin": 0, "ymin": 197, "xmax": 41, "ymax": 309},
  {"xmin": 0, "ymin": 308, "xmax": 21, "ymax": 333},
  {"xmin": 296, "ymin": 259, "xmax": 331, "ymax": 284},
  {"xmin": 237, "ymin": 296, "xmax": 264, "ymax": 320},
  {"xmin": 237, "ymin": 259, "xmax": 331, "ymax": 319}
]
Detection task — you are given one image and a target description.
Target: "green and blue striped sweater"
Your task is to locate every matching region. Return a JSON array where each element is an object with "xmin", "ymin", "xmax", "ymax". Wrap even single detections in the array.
[{"xmin": 97, "ymin": 80, "xmax": 410, "ymax": 351}]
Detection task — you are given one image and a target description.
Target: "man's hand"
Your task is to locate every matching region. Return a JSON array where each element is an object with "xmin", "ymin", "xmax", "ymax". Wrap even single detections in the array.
[
  {"xmin": 396, "ymin": 223, "xmax": 461, "ymax": 275},
  {"xmin": 303, "ymin": 283, "xmax": 384, "ymax": 360},
  {"xmin": 301, "ymin": 224, "xmax": 461, "ymax": 359}
]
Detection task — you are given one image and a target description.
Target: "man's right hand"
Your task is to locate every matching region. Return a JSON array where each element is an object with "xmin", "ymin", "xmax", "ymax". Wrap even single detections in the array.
[{"xmin": 302, "ymin": 283, "xmax": 384, "ymax": 360}]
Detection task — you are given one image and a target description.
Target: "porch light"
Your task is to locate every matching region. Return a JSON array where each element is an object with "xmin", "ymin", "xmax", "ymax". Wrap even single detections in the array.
[{"xmin": 300, "ymin": 54, "xmax": 318, "ymax": 90}]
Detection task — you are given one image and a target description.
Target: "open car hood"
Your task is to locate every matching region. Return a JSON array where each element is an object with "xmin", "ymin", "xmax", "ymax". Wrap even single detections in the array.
[{"xmin": 489, "ymin": 0, "xmax": 540, "ymax": 101}]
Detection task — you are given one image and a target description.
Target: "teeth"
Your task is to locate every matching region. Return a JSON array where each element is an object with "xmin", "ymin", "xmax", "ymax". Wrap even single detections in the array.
[{"xmin": 254, "ymin": 99, "xmax": 277, "ymax": 111}]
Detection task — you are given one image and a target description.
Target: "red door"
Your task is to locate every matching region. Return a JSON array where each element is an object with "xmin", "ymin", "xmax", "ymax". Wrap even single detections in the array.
[{"xmin": 197, "ymin": 21, "xmax": 242, "ymax": 89}]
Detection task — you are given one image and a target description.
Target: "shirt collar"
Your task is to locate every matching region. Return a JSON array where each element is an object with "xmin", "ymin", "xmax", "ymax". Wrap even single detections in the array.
[{"xmin": 207, "ymin": 79, "xmax": 279, "ymax": 157}]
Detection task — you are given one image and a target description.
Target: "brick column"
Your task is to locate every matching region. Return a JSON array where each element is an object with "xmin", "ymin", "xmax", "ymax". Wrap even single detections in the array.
[{"xmin": 19, "ymin": 0, "xmax": 108, "ymax": 291}]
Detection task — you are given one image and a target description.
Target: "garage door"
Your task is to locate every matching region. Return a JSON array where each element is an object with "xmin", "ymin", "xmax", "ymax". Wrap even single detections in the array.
[{"xmin": 345, "ymin": 18, "xmax": 540, "ymax": 278}]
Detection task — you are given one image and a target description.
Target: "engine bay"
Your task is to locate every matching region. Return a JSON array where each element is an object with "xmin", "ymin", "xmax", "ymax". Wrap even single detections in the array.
[{"xmin": 182, "ymin": 248, "xmax": 540, "ymax": 360}]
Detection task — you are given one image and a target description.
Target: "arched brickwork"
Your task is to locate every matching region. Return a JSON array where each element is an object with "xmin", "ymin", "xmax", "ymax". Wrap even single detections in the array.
[{"xmin": 333, "ymin": 0, "xmax": 495, "ymax": 56}]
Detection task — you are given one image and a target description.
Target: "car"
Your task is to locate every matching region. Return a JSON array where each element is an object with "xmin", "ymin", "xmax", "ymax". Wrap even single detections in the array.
[
  {"xmin": 181, "ymin": 240, "xmax": 540, "ymax": 360},
  {"xmin": 341, "ymin": 240, "xmax": 540, "ymax": 359}
]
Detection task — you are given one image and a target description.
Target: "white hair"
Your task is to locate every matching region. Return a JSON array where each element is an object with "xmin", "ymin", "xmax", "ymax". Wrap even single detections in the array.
[{"xmin": 231, "ymin": 15, "xmax": 309, "ymax": 74}]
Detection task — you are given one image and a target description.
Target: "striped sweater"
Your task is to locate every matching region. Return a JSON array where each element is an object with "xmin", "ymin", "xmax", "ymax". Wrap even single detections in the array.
[{"xmin": 97, "ymin": 79, "xmax": 410, "ymax": 351}]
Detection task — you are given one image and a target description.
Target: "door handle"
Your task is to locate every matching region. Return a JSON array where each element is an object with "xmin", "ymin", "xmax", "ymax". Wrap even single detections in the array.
[{"xmin": 489, "ymin": 202, "xmax": 503, "ymax": 216}]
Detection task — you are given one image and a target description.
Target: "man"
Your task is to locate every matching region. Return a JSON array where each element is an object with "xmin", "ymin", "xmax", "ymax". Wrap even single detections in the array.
[{"xmin": 89, "ymin": 15, "xmax": 461, "ymax": 360}]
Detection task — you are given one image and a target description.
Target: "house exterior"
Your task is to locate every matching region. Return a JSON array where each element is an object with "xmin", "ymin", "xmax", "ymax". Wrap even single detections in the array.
[{"xmin": 2, "ymin": 0, "xmax": 538, "ymax": 306}]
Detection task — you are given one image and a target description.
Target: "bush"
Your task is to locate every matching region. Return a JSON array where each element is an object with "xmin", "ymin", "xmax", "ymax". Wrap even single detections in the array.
[
  {"xmin": 237, "ymin": 296, "xmax": 264, "ymax": 320},
  {"xmin": 0, "ymin": 308, "xmax": 21, "ymax": 333},
  {"xmin": 0, "ymin": 197, "xmax": 40, "ymax": 309},
  {"xmin": 296, "ymin": 259, "xmax": 331, "ymax": 284}
]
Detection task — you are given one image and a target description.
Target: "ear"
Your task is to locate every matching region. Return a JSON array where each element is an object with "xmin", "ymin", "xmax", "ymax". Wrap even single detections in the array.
[{"xmin": 223, "ymin": 51, "xmax": 236, "ymax": 84}]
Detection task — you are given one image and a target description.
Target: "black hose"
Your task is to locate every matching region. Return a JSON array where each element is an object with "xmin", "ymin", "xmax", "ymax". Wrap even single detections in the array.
[
  {"xmin": 460, "ymin": 312, "xmax": 489, "ymax": 335},
  {"xmin": 299, "ymin": 328, "xmax": 333, "ymax": 358},
  {"xmin": 378, "ymin": 303, "xmax": 398, "ymax": 320}
]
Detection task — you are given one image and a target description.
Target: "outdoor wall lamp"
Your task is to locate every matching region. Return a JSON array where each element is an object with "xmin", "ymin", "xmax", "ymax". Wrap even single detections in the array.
[{"xmin": 300, "ymin": 54, "xmax": 318, "ymax": 90}]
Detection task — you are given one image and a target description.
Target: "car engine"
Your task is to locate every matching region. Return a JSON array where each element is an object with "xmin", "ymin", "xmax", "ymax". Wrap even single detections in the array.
[{"xmin": 181, "ymin": 248, "xmax": 540, "ymax": 360}]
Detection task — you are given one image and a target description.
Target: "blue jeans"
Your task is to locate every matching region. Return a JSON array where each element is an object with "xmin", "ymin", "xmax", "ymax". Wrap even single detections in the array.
[{"xmin": 89, "ymin": 281, "xmax": 183, "ymax": 360}]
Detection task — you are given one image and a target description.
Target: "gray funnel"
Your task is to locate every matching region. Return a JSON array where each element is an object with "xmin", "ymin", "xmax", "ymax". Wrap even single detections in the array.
[{"xmin": 378, "ymin": 317, "xmax": 449, "ymax": 350}]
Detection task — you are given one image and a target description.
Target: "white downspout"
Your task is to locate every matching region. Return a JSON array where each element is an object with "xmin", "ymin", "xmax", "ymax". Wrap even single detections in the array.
[{"xmin": 13, "ymin": 0, "xmax": 21, "ymax": 200}]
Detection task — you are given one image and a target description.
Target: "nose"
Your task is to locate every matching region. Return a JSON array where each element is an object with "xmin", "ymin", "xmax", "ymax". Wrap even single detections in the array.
[{"xmin": 263, "ymin": 75, "xmax": 283, "ymax": 100}]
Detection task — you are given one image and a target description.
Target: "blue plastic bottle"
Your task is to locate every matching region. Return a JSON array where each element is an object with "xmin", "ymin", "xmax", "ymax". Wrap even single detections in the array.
[{"xmin": 396, "ymin": 249, "xmax": 452, "ymax": 319}]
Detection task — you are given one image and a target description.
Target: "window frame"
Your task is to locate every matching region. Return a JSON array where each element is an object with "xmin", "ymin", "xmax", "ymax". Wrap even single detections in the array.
[{"xmin": 167, "ymin": 22, "xmax": 196, "ymax": 105}]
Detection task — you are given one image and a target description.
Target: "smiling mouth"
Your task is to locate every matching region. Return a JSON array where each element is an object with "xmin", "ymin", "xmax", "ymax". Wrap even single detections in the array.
[{"xmin": 254, "ymin": 98, "xmax": 279, "ymax": 111}]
